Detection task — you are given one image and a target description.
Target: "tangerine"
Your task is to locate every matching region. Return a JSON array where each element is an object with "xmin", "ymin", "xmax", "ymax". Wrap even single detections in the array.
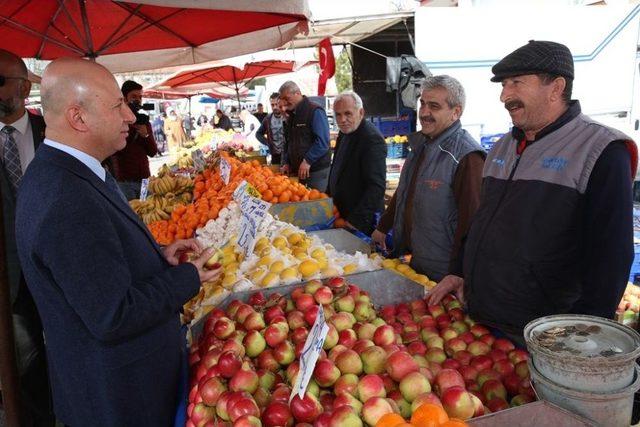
[
  {"xmin": 375, "ymin": 413, "xmax": 406, "ymax": 427},
  {"xmin": 411, "ymin": 403, "xmax": 449, "ymax": 426}
]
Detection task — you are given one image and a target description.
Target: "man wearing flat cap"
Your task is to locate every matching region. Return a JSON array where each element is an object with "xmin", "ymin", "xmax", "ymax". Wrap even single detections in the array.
[{"xmin": 428, "ymin": 40, "xmax": 637, "ymax": 343}]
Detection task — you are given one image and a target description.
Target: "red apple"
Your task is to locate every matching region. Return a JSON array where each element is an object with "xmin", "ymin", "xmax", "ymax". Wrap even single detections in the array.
[
  {"xmin": 287, "ymin": 310, "xmax": 306, "ymax": 330},
  {"xmin": 515, "ymin": 361, "xmax": 530, "ymax": 379},
  {"xmin": 482, "ymin": 379, "xmax": 507, "ymax": 401},
  {"xmin": 373, "ymin": 325, "xmax": 396, "ymax": 347},
  {"xmin": 488, "ymin": 349, "xmax": 508, "ymax": 363},
  {"xmin": 304, "ymin": 305, "xmax": 320, "ymax": 326},
  {"xmin": 199, "ymin": 377, "xmax": 227, "ymax": 406},
  {"xmin": 410, "ymin": 392, "xmax": 442, "ymax": 412},
  {"xmin": 264, "ymin": 306, "xmax": 285, "ymax": 324},
  {"xmin": 273, "ymin": 340, "xmax": 295, "ymax": 366},
  {"xmin": 213, "ymin": 317, "xmax": 236, "ymax": 339},
  {"xmin": 217, "ymin": 351, "xmax": 242, "ymax": 379},
  {"xmin": 228, "ymin": 396, "xmax": 260, "ymax": 422},
  {"xmin": 477, "ymin": 369, "xmax": 502, "ymax": 387},
  {"xmin": 314, "ymin": 359, "xmax": 341, "ymax": 388},
  {"xmin": 467, "ymin": 340, "xmax": 491, "ymax": 356},
  {"xmin": 486, "ymin": 397, "xmax": 509, "ymax": 413},
  {"xmin": 335, "ymin": 349, "xmax": 363, "ymax": 375},
  {"xmin": 191, "ymin": 402, "xmax": 216, "ymax": 425},
  {"xmin": 453, "ymin": 350, "xmax": 473, "ymax": 366},
  {"xmin": 441, "ymin": 386, "xmax": 475, "ymax": 420},
  {"xmin": 357, "ymin": 374, "xmax": 387, "ymax": 402},
  {"xmin": 290, "ymin": 393, "xmax": 323, "ymax": 423},
  {"xmin": 386, "ymin": 350, "xmax": 420, "ymax": 382},
  {"xmin": 361, "ymin": 397, "xmax": 394, "ymax": 427},
  {"xmin": 256, "ymin": 349, "xmax": 279, "ymax": 372},
  {"xmin": 328, "ymin": 406, "xmax": 361, "ymax": 427},
  {"xmin": 399, "ymin": 371, "xmax": 431, "ymax": 403},
  {"xmin": 503, "ymin": 373, "xmax": 521, "ymax": 396},
  {"xmin": 470, "ymin": 355, "xmax": 493, "ymax": 372},
  {"xmin": 511, "ymin": 394, "xmax": 534, "ymax": 407},
  {"xmin": 458, "ymin": 365, "xmax": 479, "ymax": 382},
  {"xmin": 327, "ymin": 276, "xmax": 347, "ymax": 290},
  {"xmin": 361, "ymin": 345, "xmax": 387, "ymax": 374},
  {"xmin": 442, "ymin": 359, "xmax": 461, "ymax": 371},
  {"xmin": 470, "ymin": 324, "xmax": 490, "ymax": 338},
  {"xmin": 508, "ymin": 349, "xmax": 529, "ymax": 365},
  {"xmin": 434, "ymin": 368, "xmax": 465, "ymax": 395},
  {"xmin": 264, "ymin": 322, "xmax": 289, "ymax": 348},
  {"xmin": 493, "ymin": 360, "xmax": 515, "ymax": 378},
  {"xmin": 338, "ymin": 329, "xmax": 358, "ymax": 348},
  {"xmin": 492, "ymin": 338, "xmax": 515, "ymax": 353},
  {"xmin": 334, "ymin": 373, "xmax": 359, "ymax": 396}
]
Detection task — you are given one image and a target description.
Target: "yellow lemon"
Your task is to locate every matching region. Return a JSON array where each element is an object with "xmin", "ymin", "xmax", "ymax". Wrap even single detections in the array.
[
  {"xmin": 225, "ymin": 262, "xmax": 239, "ymax": 273},
  {"xmin": 221, "ymin": 273, "xmax": 237, "ymax": 289},
  {"xmin": 293, "ymin": 249, "xmax": 309, "ymax": 260},
  {"xmin": 221, "ymin": 255, "xmax": 236, "ymax": 267},
  {"xmin": 382, "ymin": 259, "xmax": 397, "ymax": 269},
  {"xmin": 272, "ymin": 236, "xmax": 288, "ymax": 249},
  {"xmin": 415, "ymin": 274, "xmax": 430, "ymax": 285},
  {"xmin": 405, "ymin": 271, "xmax": 419, "ymax": 281},
  {"xmin": 280, "ymin": 247, "xmax": 293, "ymax": 255},
  {"xmin": 259, "ymin": 247, "xmax": 272, "ymax": 257},
  {"xmin": 317, "ymin": 257, "xmax": 329, "ymax": 269},
  {"xmin": 396, "ymin": 264, "xmax": 411, "ymax": 274},
  {"xmin": 311, "ymin": 248, "xmax": 326, "ymax": 260},
  {"xmin": 249, "ymin": 268, "xmax": 267, "ymax": 283},
  {"xmin": 288, "ymin": 233, "xmax": 303, "ymax": 245},
  {"xmin": 296, "ymin": 238, "xmax": 311, "ymax": 249},
  {"xmin": 280, "ymin": 267, "xmax": 298, "ymax": 280},
  {"xmin": 257, "ymin": 255, "xmax": 272, "ymax": 267},
  {"xmin": 321, "ymin": 267, "xmax": 340, "ymax": 278},
  {"xmin": 298, "ymin": 259, "xmax": 320, "ymax": 278},
  {"xmin": 270, "ymin": 260, "xmax": 285, "ymax": 274},
  {"xmin": 343, "ymin": 264, "xmax": 358, "ymax": 274},
  {"xmin": 261, "ymin": 272, "xmax": 280, "ymax": 287}
]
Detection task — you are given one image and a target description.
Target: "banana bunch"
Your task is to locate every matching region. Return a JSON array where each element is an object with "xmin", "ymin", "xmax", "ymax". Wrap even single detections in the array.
[
  {"xmin": 177, "ymin": 155, "xmax": 194, "ymax": 169},
  {"xmin": 129, "ymin": 195, "xmax": 173, "ymax": 224},
  {"xmin": 148, "ymin": 175, "xmax": 192, "ymax": 196}
]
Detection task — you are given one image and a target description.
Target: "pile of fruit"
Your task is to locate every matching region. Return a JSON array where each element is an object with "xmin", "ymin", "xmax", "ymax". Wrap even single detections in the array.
[
  {"xmin": 381, "ymin": 258, "xmax": 435, "ymax": 290},
  {"xmin": 384, "ymin": 135, "xmax": 409, "ymax": 144},
  {"xmin": 129, "ymin": 174, "xmax": 193, "ymax": 224},
  {"xmin": 186, "ymin": 277, "xmax": 535, "ymax": 426},
  {"xmin": 148, "ymin": 153, "xmax": 332, "ymax": 246},
  {"xmin": 616, "ymin": 282, "xmax": 640, "ymax": 328}
]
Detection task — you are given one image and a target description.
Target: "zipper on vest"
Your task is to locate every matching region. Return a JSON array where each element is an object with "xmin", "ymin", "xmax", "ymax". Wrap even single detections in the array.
[{"xmin": 467, "ymin": 154, "xmax": 521, "ymax": 299}]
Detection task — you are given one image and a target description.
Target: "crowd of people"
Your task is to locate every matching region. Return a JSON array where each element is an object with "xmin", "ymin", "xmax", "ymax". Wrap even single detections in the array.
[{"xmin": 0, "ymin": 39, "xmax": 637, "ymax": 426}]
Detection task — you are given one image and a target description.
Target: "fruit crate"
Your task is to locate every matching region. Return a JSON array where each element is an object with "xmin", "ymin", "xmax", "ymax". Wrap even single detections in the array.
[
  {"xmin": 269, "ymin": 198, "xmax": 334, "ymax": 230},
  {"xmin": 190, "ymin": 269, "xmax": 425, "ymax": 342},
  {"xmin": 468, "ymin": 400, "xmax": 596, "ymax": 426},
  {"xmin": 308, "ymin": 229, "xmax": 372, "ymax": 255}
]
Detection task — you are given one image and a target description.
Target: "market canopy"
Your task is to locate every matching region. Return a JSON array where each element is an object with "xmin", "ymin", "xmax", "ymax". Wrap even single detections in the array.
[
  {"xmin": 0, "ymin": 0, "xmax": 310, "ymax": 73},
  {"xmin": 143, "ymin": 85, "xmax": 250, "ymax": 100}
]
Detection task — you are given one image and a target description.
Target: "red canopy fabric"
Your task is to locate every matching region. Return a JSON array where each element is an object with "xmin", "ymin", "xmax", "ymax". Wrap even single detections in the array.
[{"xmin": 0, "ymin": 0, "xmax": 309, "ymax": 72}]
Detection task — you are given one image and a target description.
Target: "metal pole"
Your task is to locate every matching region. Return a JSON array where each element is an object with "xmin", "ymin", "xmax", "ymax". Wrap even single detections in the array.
[
  {"xmin": 232, "ymin": 68, "xmax": 242, "ymax": 111},
  {"xmin": 0, "ymin": 182, "xmax": 21, "ymax": 427}
]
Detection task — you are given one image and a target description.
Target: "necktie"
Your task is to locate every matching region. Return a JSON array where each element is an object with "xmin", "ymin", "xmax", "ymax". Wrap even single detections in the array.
[
  {"xmin": 105, "ymin": 171, "xmax": 128, "ymax": 203},
  {"xmin": 1, "ymin": 125, "xmax": 22, "ymax": 192}
]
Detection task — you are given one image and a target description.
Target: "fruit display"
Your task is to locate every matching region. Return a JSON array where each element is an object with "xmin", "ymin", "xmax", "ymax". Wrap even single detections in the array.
[
  {"xmin": 129, "ymin": 174, "xmax": 194, "ymax": 224},
  {"xmin": 186, "ymin": 278, "xmax": 535, "ymax": 426},
  {"xmin": 148, "ymin": 152, "xmax": 332, "ymax": 246},
  {"xmin": 181, "ymin": 203, "xmax": 381, "ymax": 324},
  {"xmin": 616, "ymin": 282, "xmax": 640, "ymax": 328},
  {"xmin": 381, "ymin": 257, "xmax": 436, "ymax": 291}
]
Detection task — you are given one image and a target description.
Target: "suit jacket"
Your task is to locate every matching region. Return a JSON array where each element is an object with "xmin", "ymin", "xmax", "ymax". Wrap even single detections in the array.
[
  {"xmin": 15, "ymin": 144, "xmax": 200, "ymax": 426},
  {"xmin": 2, "ymin": 112, "xmax": 45, "ymax": 305},
  {"xmin": 327, "ymin": 120, "xmax": 387, "ymax": 235}
]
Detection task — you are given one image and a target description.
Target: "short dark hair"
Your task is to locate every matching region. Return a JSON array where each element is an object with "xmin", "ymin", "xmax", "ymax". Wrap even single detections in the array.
[
  {"xmin": 538, "ymin": 73, "xmax": 573, "ymax": 104},
  {"xmin": 121, "ymin": 80, "xmax": 142, "ymax": 97},
  {"xmin": 257, "ymin": 103, "xmax": 263, "ymax": 107},
  {"xmin": 270, "ymin": 92, "xmax": 280, "ymax": 100}
]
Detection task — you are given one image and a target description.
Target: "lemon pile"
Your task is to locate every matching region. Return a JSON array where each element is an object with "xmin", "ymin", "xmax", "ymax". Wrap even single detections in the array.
[{"xmin": 381, "ymin": 257, "xmax": 437, "ymax": 290}]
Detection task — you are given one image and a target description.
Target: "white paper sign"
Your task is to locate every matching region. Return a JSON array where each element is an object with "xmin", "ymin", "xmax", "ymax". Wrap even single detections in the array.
[
  {"xmin": 139, "ymin": 178, "xmax": 149, "ymax": 201},
  {"xmin": 220, "ymin": 157, "xmax": 231, "ymax": 185},
  {"xmin": 290, "ymin": 305, "xmax": 329, "ymax": 401},
  {"xmin": 234, "ymin": 181, "xmax": 271, "ymax": 256}
]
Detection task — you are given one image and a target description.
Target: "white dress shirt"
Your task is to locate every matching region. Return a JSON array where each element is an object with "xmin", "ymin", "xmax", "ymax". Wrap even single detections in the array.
[
  {"xmin": 0, "ymin": 111, "xmax": 35, "ymax": 173},
  {"xmin": 44, "ymin": 138, "xmax": 106, "ymax": 182}
]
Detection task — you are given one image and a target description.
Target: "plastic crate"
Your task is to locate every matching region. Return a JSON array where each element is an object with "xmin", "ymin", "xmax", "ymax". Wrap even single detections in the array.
[{"xmin": 372, "ymin": 116, "xmax": 412, "ymax": 137}]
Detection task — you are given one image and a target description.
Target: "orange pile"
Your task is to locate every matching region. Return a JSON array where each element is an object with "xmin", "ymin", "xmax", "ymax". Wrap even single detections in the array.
[
  {"xmin": 148, "ymin": 152, "xmax": 333, "ymax": 245},
  {"xmin": 375, "ymin": 404, "xmax": 469, "ymax": 427}
]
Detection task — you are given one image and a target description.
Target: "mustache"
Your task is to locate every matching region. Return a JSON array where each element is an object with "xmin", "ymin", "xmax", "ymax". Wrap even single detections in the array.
[
  {"xmin": 419, "ymin": 115, "xmax": 435, "ymax": 123},
  {"xmin": 0, "ymin": 100, "xmax": 15, "ymax": 117},
  {"xmin": 505, "ymin": 100, "xmax": 524, "ymax": 111}
]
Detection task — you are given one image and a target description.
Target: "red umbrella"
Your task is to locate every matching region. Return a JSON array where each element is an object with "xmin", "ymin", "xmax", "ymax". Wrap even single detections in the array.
[
  {"xmin": 151, "ymin": 59, "xmax": 315, "ymax": 107},
  {"xmin": 0, "ymin": 0, "xmax": 310, "ymax": 72}
]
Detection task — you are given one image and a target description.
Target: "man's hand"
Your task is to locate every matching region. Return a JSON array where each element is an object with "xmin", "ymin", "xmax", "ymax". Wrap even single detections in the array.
[
  {"xmin": 298, "ymin": 159, "xmax": 311, "ymax": 180},
  {"xmin": 281, "ymin": 164, "xmax": 290, "ymax": 175},
  {"xmin": 189, "ymin": 247, "xmax": 223, "ymax": 283},
  {"xmin": 426, "ymin": 274, "xmax": 465, "ymax": 306},
  {"xmin": 134, "ymin": 124, "xmax": 149, "ymax": 138},
  {"xmin": 371, "ymin": 229, "xmax": 387, "ymax": 251},
  {"xmin": 163, "ymin": 238, "xmax": 201, "ymax": 266}
]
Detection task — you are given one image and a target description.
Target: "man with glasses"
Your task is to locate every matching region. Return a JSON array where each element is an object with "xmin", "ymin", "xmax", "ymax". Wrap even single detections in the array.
[{"xmin": 0, "ymin": 48, "xmax": 54, "ymax": 426}]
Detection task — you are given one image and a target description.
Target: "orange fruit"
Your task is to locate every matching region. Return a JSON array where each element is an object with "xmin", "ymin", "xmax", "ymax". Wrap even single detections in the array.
[
  {"xmin": 440, "ymin": 420, "xmax": 469, "ymax": 427},
  {"xmin": 411, "ymin": 404, "xmax": 449, "ymax": 426},
  {"xmin": 375, "ymin": 413, "xmax": 406, "ymax": 427}
]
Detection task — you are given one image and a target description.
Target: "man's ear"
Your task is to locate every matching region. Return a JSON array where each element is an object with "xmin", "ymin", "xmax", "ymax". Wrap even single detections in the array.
[
  {"xmin": 19, "ymin": 79, "xmax": 32, "ymax": 99},
  {"xmin": 66, "ymin": 105, "xmax": 89, "ymax": 133}
]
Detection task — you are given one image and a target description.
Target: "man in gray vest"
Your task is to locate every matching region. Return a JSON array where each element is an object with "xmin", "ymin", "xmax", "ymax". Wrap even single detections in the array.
[
  {"xmin": 373, "ymin": 75, "xmax": 485, "ymax": 282},
  {"xmin": 428, "ymin": 41, "xmax": 638, "ymax": 342}
]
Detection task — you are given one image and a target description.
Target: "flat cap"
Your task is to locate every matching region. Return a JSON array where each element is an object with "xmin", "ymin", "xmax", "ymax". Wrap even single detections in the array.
[{"xmin": 491, "ymin": 40, "xmax": 574, "ymax": 82}]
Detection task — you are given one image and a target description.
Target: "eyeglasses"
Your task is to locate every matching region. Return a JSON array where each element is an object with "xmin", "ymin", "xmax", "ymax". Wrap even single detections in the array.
[{"xmin": 0, "ymin": 76, "xmax": 27, "ymax": 87}]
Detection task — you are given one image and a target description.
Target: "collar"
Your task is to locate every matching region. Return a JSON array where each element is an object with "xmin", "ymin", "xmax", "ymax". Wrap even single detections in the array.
[
  {"xmin": 0, "ymin": 111, "xmax": 29, "ymax": 135},
  {"xmin": 511, "ymin": 100, "xmax": 581, "ymax": 142},
  {"xmin": 43, "ymin": 138, "xmax": 106, "ymax": 181}
]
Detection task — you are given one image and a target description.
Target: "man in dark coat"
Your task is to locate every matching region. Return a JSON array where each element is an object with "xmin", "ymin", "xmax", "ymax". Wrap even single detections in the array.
[
  {"xmin": 0, "ymin": 48, "xmax": 54, "ymax": 427},
  {"xmin": 15, "ymin": 57, "xmax": 221, "ymax": 426},
  {"xmin": 327, "ymin": 91, "xmax": 386, "ymax": 235}
]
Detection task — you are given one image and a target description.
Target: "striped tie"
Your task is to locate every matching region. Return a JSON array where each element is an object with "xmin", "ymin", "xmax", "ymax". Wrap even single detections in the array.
[{"xmin": 1, "ymin": 125, "xmax": 22, "ymax": 192}]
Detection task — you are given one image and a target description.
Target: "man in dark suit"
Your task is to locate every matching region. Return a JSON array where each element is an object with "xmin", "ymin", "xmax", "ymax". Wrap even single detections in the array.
[
  {"xmin": 0, "ymin": 49, "xmax": 54, "ymax": 426},
  {"xmin": 327, "ymin": 91, "xmax": 386, "ymax": 235},
  {"xmin": 15, "ymin": 57, "xmax": 221, "ymax": 426}
]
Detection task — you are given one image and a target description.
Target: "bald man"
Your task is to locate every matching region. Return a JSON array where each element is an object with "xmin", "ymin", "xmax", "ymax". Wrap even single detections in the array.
[
  {"xmin": 15, "ymin": 58, "xmax": 221, "ymax": 426},
  {"xmin": 0, "ymin": 49, "xmax": 53, "ymax": 426}
]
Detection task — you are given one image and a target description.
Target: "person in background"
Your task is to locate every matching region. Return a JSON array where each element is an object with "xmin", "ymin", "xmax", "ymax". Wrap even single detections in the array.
[
  {"xmin": 327, "ymin": 91, "xmax": 386, "ymax": 235},
  {"xmin": 110, "ymin": 80, "xmax": 157, "ymax": 200},
  {"xmin": 256, "ymin": 92, "xmax": 286, "ymax": 165},
  {"xmin": 427, "ymin": 41, "xmax": 637, "ymax": 345},
  {"xmin": 164, "ymin": 108, "xmax": 187, "ymax": 154},
  {"xmin": 151, "ymin": 113, "xmax": 167, "ymax": 155},
  {"xmin": 372, "ymin": 75, "xmax": 485, "ymax": 283},
  {"xmin": 253, "ymin": 102, "xmax": 268, "ymax": 123},
  {"xmin": 0, "ymin": 48, "xmax": 54, "ymax": 427},
  {"xmin": 212, "ymin": 109, "xmax": 232, "ymax": 131},
  {"xmin": 278, "ymin": 81, "xmax": 331, "ymax": 191},
  {"xmin": 196, "ymin": 113, "xmax": 208, "ymax": 128},
  {"xmin": 182, "ymin": 113, "xmax": 193, "ymax": 140},
  {"xmin": 239, "ymin": 109, "xmax": 262, "ymax": 151},
  {"xmin": 15, "ymin": 57, "xmax": 222, "ymax": 426}
]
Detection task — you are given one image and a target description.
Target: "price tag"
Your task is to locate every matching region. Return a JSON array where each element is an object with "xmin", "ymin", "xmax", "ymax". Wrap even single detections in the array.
[
  {"xmin": 191, "ymin": 149, "xmax": 206, "ymax": 171},
  {"xmin": 234, "ymin": 181, "xmax": 271, "ymax": 256},
  {"xmin": 220, "ymin": 157, "xmax": 231, "ymax": 185},
  {"xmin": 233, "ymin": 180, "xmax": 261, "ymax": 203},
  {"xmin": 139, "ymin": 178, "xmax": 149, "ymax": 201},
  {"xmin": 290, "ymin": 305, "xmax": 329, "ymax": 402}
]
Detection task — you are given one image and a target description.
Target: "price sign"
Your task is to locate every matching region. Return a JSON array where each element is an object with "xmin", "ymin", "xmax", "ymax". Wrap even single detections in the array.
[
  {"xmin": 291, "ymin": 305, "xmax": 329, "ymax": 401},
  {"xmin": 220, "ymin": 157, "xmax": 231, "ymax": 185},
  {"xmin": 191, "ymin": 149, "xmax": 206, "ymax": 171},
  {"xmin": 139, "ymin": 178, "xmax": 149, "ymax": 201},
  {"xmin": 234, "ymin": 181, "xmax": 271, "ymax": 256}
]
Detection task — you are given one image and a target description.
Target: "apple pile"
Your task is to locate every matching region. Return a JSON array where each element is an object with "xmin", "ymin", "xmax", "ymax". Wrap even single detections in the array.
[
  {"xmin": 186, "ymin": 277, "xmax": 535, "ymax": 427},
  {"xmin": 616, "ymin": 282, "xmax": 640, "ymax": 328}
]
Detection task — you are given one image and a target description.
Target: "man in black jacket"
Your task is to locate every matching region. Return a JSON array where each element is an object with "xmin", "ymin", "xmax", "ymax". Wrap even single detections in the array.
[{"xmin": 327, "ymin": 91, "xmax": 386, "ymax": 235}]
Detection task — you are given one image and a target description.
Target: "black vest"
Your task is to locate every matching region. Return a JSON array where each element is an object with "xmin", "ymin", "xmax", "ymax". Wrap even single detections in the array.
[{"xmin": 286, "ymin": 97, "xmax": 331, "ymax": 172}]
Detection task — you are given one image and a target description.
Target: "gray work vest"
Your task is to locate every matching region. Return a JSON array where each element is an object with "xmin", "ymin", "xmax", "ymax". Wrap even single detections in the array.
[{"xmin": 392, "ymin": 121, "xmax": 484, "ymax": 281}]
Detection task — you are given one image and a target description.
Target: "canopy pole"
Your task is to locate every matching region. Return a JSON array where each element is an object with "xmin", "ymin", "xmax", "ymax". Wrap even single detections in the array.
[
  {"xmin": 232, "ymin": 68, "xmax": 242, "ymax": 111},
  {"xmin": 0, "ymin": 183, "xmax": 21, "ymax": 427}
]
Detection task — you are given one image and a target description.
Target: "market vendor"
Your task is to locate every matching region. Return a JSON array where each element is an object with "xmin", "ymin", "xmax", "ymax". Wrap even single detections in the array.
[
  {"xmin": 372, "ymin": 75, "xmax": 485, "ymax": 282},
  {"xmin": 327, "ymin": 90, "xmax": 386, "ymax": 235},
  {"xmin": 278, "ymin": 81, "xmax": 331, "ymax": 191},
  {"xmin": 15, "ymin": 57, "xmax": 222, "ymax": 426},
  {"xmin": 256, "ymin": 92, "xmax": 286, "ymax": 165},
  {"xmin": 428, "ymin": 40, "xmax": 638, "ymax": 344}
]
